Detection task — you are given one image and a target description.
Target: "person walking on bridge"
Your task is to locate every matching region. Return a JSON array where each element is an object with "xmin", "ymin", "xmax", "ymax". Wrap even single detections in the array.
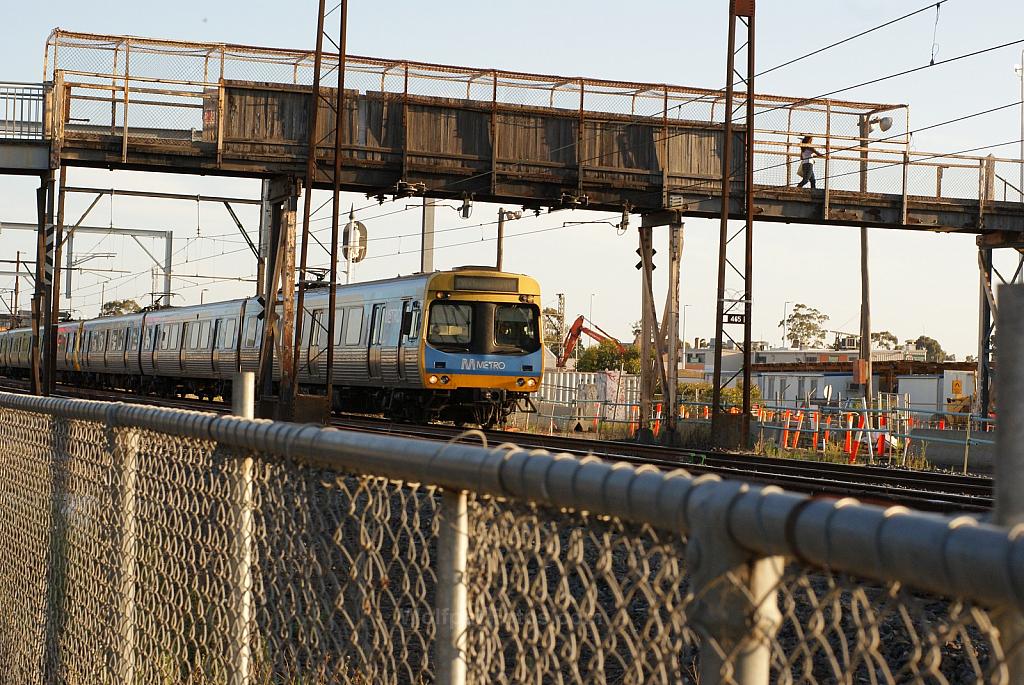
[{"xmin": 796, "ymin": 135, "xmax": 822, "ymax": 189}]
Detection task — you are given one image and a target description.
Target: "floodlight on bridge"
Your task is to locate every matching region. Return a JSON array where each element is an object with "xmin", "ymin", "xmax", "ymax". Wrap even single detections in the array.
[{"xmin": 870, "ymin": 116, "xmax": 893, "ymax": 133}]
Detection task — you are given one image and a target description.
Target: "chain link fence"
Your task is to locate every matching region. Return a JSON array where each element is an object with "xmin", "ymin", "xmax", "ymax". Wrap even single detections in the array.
[{"xmin": 1, "ymin": 388, "xmax": 1023, "ymax": 684}]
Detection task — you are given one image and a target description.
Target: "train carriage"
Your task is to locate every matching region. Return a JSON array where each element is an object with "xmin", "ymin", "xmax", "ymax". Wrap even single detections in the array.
[{"xmin": 0, "ymin": 266, "xmax": 542, "ymax": 426}]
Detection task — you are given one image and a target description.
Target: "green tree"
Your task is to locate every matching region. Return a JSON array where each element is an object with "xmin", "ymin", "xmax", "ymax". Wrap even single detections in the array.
[
  {"xmin": 679, "ymin": 382, "xmax": 762, "ymax": 405},
  {"xmin": 100, "ymin": 299, "xmax": 141, "ymax": 317},
  {"xmin": 778, "ymin": 303, "xmax": 829, "ymax": 348},
  {"xmin": 912, "ymin": 335, "xmax": 949, "ymax": 362},
  {"xmin": 575, "ymin": 340, "xmax": 640, "ymax": 375},
  {"xmin": 871, "ymin": 330, "xmax": 899, "ymax": 350}
]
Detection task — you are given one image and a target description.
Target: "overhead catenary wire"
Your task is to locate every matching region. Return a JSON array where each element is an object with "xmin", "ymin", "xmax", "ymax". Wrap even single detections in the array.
[
  {"xmin": 757, "ymin": 1, "xmax": 950, "ymax": 78},
  {"xmin": 421, "ymin": 2, "xmax": 976, "ymax": 200}
]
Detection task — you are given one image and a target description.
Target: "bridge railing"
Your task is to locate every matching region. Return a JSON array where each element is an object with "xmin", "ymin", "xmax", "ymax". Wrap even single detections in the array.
[
  {"xmin": 0, "ymin": 82, "xmax": 46, "ymax": 141},
  {"xmin": 41, "ymin": 29, "xmax": 1024, "ymax": 212},
  {"xmin": 1, "ymin": 384, "xmax": 1023, "ymax": 683}
]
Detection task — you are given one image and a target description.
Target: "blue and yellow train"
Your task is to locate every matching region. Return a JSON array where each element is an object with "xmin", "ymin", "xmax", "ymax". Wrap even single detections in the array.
[{"xmin": 0, "ymin": 267, "xmax": 543, "ymax": 426}]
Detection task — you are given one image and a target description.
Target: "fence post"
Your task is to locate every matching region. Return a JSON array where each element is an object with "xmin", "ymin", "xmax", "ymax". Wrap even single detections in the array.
[
  {"xmin": 231, "ymin": 372, "xmax": 255, "ymax": 685},
  {"xmin": 113, "ymin": 422, "xmax": 140, "ymax": 683},
  {"xmin": 436, "ymin": 488, "xmax": 469, "ymax": 685},
  {"xmin": 995, "ymin": 284, "xmax": 1024, "ymax": 679},
  {"xmin": 687, "ymin": 481, "xmax": 783, "ymax": 684}
]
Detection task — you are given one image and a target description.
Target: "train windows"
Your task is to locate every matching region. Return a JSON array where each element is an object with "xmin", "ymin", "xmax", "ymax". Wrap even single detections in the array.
[
  {"xmin": 309, "ymin": 310, "xmax": 323, "ymax": 347},
  {"xmin": 129, "ymin": 328, "xmax": 139, "ymax": 351},
  {"xmin": 222, "ymin": 318, "xmax": 236, "ymax": 349},
  {"xmin": 370, "ymin": 304, "xmax": 386, "ymax": 345},
  {"xmin": 199, "ymin": 321, "xmax": 210, "ymax": 349},
  {"xmin": 494, "ymin": 304, "xmax": 540, "ymax": 353},
  {"xmin": 344, "ymin": 307, "xmax": 362, "ymax": 346},
  {"xmin": 427, "ymin": 302, "xmax": 473, "ymax": 350},
  {"xmin": 408, "ymin": 302, "xmax": 421, "ymax": 340},
  {"xmin": 333, "ymin": 310, "xmax": 345, "ymax": 346},
  {"xmin": 243, "ymin": 316, "xmax": 258, "ymax": 348},
  {"xmin": 167, "ymin": 324, "xmax": 179, "ymax": 350}
]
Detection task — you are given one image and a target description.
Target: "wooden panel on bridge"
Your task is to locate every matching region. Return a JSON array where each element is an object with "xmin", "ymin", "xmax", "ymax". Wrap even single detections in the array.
[{"xmin": 40, "ymin": 29, "xmax": 1024, "ymax": 236}]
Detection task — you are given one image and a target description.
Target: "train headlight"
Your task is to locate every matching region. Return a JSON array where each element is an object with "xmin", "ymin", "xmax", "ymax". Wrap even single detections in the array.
[
  {"xmin": 516, "ymin": 377, "xmax": 525, "ymax": 387},
  {"xmin": 526, "ymin": 378, "xmax": 537, "ymax": 388},
  {"xmin": 428, "ymin": 375, "xmax": 439, "ymax": 384},
  {"xmin": 440, "ymin": 375, "xmax": 450, "ymax": 384}
]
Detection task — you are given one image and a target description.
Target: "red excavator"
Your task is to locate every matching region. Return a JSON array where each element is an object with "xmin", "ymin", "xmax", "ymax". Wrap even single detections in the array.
[{"xmin": 556, "ymin": 315, "xmax": 627, "ymax": 368}]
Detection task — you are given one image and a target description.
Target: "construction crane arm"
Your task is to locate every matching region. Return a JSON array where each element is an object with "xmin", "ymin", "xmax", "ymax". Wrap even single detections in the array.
[{"xmin": 556, "ymin": 315, "xmax": 627, "ymax": 367}]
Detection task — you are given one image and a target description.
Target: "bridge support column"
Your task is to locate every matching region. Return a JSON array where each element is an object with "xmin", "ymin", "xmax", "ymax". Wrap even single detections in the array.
[
  {"xmin": 30, "ymin": 169, "xmax": 56, "ymax": 396},
  {"xmin": 257, "ymin": 176, "xmax": 300, "ymax": 420},
  {"xmin": 637, "ymin": 225, "xmax": 656, "ymax": 443},
  {"xmin": 257, "ymin": 179, "xmax": 272, "ymax": 297},
  {"xmin": 661, "ymin": 221, "xmax": 684, "ymax": 445},
  {"xmin": 977, "ymin": 247, "xmax": 994, "ymax": 418},
  {"xmin": 636, "ymin": 219, "xmax": 676, "ymax": 445},
  {"xmin": 46, "ymin": 166, "xmax": 67, "ymax": 396}
]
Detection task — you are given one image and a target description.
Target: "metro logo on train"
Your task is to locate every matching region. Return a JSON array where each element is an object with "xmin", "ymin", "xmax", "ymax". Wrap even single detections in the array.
[{"xmin": 460, "ymin": 359, "xmax": 506, "ymax": 371}]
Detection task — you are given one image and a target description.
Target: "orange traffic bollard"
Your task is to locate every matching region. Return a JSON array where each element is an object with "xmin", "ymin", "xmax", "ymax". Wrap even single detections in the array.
[
  {"xmin": 811, "ymin": 411, "xmax": 820, "ymax": 451},
  {"xmin": 791, "ymin": 411, "xmax": 804, "ymax": 449},
  {"xmin": 781, "ymin": 410, "xmax": 792, "ymax": 448},
  {"xmin": 844, "ymin": 413, "xmax": 854, "ymax": 461}
]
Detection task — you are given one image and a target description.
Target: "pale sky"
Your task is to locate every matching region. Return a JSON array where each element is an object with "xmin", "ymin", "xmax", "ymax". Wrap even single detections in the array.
[{"xmin": 3, "ymin": 0, "xmax": 1024, "ymax": 358}]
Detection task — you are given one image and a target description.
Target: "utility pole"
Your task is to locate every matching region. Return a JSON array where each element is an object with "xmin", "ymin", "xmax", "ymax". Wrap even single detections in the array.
[
  {"xmin": 495, "ymin": 208, "xmax": 520, "ymax": 270},
  {"xmin": 858, "ymin": 115, "xmax": 873, "ymax": 417},
  {"xmin": 1018, "ymin": 51, "xmax": 1023, "ymax": 201},
  {"xmin": 13, "ymin": 251, "xmax": 20, "ymax": 327},
  {"xmin": 421, "ymin": 198, "xmax": 435, "ymax": 273}
]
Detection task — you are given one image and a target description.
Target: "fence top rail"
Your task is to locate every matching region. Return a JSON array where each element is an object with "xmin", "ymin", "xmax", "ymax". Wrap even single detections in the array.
[
  {"xmin": 0, "ymin": 82, "xmax": 46, "ymax": 90},
  {"xmin": 44, "ymin": 28, "xmax": 903, "ymax": 115},
  {"xmin": 1, "ymin": 389, "xmax": 1020, "ymax": 610}
]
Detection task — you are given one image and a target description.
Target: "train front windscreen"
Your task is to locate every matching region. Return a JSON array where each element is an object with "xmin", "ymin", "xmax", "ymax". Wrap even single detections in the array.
[{"xmin": 427, "ymin": 301, "xmax": 539, "ymax": 355}]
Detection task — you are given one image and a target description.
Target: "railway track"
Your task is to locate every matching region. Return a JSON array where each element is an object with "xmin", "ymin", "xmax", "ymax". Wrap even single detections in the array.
[
  {"xmin": 331, "ymin": 415, "xmax": 993, "ymax": 514},
  {"xmin": 0, "ymin": 381, "xmax": 991, "ymax": 513}
]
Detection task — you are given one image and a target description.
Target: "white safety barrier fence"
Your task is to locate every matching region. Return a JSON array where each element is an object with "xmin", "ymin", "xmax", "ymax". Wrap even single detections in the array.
[{"xmin": 0, "ymin": 386, "xmax": 1023, "ymax": 684}]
